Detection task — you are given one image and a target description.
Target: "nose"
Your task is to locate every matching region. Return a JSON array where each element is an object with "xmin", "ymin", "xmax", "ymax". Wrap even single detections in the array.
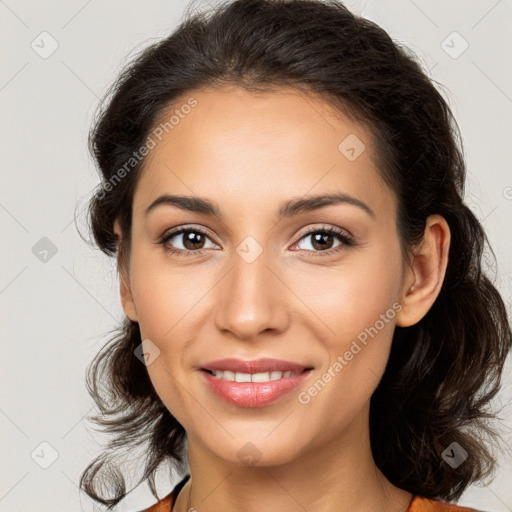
[{"xmin": 214, "ymin": 244, "xmax": 290, "ymax": 340}]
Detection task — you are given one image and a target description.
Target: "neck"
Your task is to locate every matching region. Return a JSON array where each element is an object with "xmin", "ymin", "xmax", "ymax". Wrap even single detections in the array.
[{"xmin": 173, "ymin": 405, "xmax": 412, "ymax": 512}]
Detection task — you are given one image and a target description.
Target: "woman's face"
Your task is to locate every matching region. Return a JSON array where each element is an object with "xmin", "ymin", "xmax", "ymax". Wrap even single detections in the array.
[{"xmin": 118, "ymin": 85, "xmax": 412, "ymax": 466}]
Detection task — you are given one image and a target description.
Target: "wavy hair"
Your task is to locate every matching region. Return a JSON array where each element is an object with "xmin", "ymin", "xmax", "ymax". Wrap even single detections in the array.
[{"xmin": 79, "ymin": 0, "xmax": 512, "ymax": 508}]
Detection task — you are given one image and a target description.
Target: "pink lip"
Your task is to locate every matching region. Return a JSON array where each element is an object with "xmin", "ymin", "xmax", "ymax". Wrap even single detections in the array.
[
  {"xmin": 202, "ymin": 370, "xmax": 312, "ymax": 407},
  {"xmin": 201, "ymin": 358, "xmax": 311, "ymax": 373}
]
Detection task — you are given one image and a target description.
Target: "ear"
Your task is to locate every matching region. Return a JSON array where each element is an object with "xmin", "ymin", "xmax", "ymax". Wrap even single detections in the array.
[
  {"xmin": 395, "ymin": 214, "xmax": 451, "ymax": 327},
  {"xmin": 113, "ymin": 219, "xmax": 139, "ymax": 322}
]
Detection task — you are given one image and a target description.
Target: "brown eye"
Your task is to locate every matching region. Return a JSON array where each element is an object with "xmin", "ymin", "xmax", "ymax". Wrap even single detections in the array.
[
  {"xmin": 158, "ymin": 226, "xmax": 219, "ymax": 255},
  {"xmin": 310, "ymin": 232, "xmax": 335, "ymax": 251},
  {"xmin": 181, "ymin": 230, "xmax": 206, "ymax": 250},
  {"xmin": 294, "ymin": 227, "xmax": 353, "ymax": 254}
]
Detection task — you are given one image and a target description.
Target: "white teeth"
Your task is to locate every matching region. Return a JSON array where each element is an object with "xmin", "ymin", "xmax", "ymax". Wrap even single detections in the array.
[
  {"xmin": 210, "ymin": 370, "xmax": 302, "ymax": 382},
  {"xmin": 223, "ymin": 370, "xmax": 235, "ymax": 381},
  {"xmin": 252, "ymin": 372, "xmax": 271, "ymax": 382},
  {"xmin": 235, "ymin": 372, "xmax": 251, "ymax": 382}
]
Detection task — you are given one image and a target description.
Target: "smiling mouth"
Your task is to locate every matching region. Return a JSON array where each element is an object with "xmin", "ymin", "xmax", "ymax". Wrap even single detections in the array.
[
  {"xmin": 201, "ymin": 366, "xmax": 314, "ymax": 407},
  {"xmin": 202, "ymin": 368, "xmax": 311, "ymax": 382}
]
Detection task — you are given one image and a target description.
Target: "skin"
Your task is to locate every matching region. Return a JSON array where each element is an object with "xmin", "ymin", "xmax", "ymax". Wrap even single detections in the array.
[{"xmin": 114, "ymin": 85, "xmax": 451, "ymax": 512}]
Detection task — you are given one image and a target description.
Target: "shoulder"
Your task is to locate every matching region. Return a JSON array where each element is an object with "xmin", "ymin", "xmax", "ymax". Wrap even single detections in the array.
[
  {"xmin": 136, "ymin": 474, "xmax": 190, "ymax": 512},
  {"xmin": 138, "ymin": 488, "xmax": 489, "ymax": 512},
  {"xmin": 137, "ymin": 492, "xmax": 174, "ymax": 512},
  {"xmin": 408, "ymin": 495, "xmax": 488, "ymax": 512}
]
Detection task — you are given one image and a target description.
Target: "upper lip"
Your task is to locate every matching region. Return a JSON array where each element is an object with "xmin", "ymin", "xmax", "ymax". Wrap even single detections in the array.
[{"xmin": 201, "ymin": 358, "xmax": 312, "ymax": 374}]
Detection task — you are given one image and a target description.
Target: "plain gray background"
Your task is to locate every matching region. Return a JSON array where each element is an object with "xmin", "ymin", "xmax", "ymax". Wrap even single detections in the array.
[{"xmin": 1, "ymin": 0, "xmax": 511, "ymax": 510}]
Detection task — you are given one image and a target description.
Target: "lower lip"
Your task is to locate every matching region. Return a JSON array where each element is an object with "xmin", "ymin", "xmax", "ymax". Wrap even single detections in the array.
[{"xmin": 201, "ymin": 369, "xmax": 312, "ymax": 408}]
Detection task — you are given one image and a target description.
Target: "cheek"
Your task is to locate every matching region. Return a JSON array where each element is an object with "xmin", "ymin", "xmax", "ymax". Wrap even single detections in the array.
[
  {"xmin": 293, "ymin": 241, "xmax": 402, "ymax": 408},
  {"xmin": 129, "ymin": 246, "xmax": 211, "ymax": 341},
  {"xmin": 292, "ymin": 242, "xmax": 402, "ymax": 349},
  {"xmin": 127, "ymin": 250, "xmax": 212, "ymax": 418},
  {"xmin": 129, "ymin": 253, "xmax": 197, "ymax": 421}
]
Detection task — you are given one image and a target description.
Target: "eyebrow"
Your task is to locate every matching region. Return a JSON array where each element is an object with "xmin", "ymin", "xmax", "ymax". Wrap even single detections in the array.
[{"xmin": 144, "ymin": 192, "xmax": 375, "ymax": 220}]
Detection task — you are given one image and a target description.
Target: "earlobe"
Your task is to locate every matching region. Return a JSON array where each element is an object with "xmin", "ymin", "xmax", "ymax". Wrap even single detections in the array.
[
  {"xmin": 118, "ymin": 266, "xmax": 139, "ymax": 323},
  {"xmin": 395, "ymin": 214, "xmax": 451, "ymax": 328},
  {"xmin": 113, "ymin": 219, "xmax": 139, "ymax": 323}
]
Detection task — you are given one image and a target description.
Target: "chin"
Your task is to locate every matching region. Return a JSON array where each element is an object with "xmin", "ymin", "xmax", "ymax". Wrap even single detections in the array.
[{"xmin": 204, "ymin": 434, "xmax": 304, "ymax": 468}]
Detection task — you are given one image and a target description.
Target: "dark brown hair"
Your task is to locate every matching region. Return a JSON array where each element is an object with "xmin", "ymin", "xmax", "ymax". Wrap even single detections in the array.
[{"xmin": 79, "ymin": 0, "xmax": 512, "ymax": 508}]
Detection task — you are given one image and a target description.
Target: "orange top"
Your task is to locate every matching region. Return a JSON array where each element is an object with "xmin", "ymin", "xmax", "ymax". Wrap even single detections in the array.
[{"xmin": 138, "ymin": 477, "xmax": 485, "ymax": 512}]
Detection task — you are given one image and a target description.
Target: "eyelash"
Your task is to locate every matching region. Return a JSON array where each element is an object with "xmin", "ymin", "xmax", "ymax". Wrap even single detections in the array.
[{"xmin": 156, "ymin": 224, "xmax": 354, "ymax": 258}]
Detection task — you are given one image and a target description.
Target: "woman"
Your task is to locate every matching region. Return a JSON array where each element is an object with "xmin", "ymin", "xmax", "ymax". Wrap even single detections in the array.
[{"xmin": 79, "ymin": 1, "xmax": 512, "ymax": 511}]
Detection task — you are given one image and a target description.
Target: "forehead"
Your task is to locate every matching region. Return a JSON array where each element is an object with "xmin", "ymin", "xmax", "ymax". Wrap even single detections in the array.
[{"xmin": 133, "ymin": 85, "xmax": 393, "ymax": 219}]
